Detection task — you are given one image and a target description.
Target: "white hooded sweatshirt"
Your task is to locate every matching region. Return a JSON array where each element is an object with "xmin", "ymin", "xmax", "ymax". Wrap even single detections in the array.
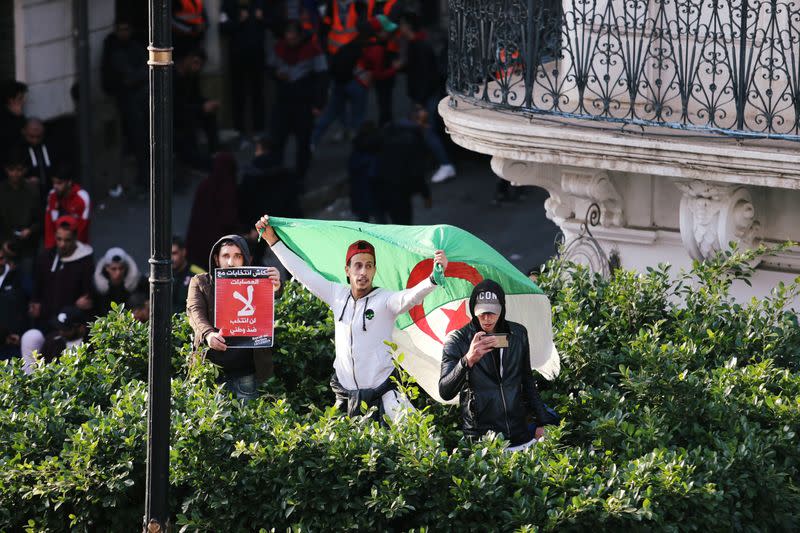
[
  {"xmin": 271, "ymin": 241, "xmax": 438, "ymax": 421},
  {"xmin": 93, "ymin": 247, "xmax": 141, "ymax": 295}
]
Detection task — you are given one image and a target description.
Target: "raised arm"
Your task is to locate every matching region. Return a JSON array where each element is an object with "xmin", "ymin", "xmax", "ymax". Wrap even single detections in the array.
[
  {"xmin": 256, "ymin": 215, "xmax": 338, "ymax": 306},
  {"xmin": 386, "ymin": 250, "xmax": 448, "ymax": 315}
]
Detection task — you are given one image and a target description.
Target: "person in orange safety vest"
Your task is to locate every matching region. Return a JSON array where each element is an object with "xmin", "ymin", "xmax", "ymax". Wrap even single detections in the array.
[
  {"xmin": 325, "ymin": 0, "xmax": 373, "ymax": 55},
  {"xmin": 172, "ymin": 0, "xmax": 209, "ymax": 54}
]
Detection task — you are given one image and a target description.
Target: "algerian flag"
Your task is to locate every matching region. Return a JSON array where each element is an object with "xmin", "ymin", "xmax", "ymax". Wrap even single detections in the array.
[{"xmin": 267, "ymin": 217, "xmax": 560, "ymax": 403}]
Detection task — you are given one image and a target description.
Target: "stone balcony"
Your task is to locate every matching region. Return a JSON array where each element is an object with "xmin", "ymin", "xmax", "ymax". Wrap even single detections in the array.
[{"xmin": 442, "ymin": 0, "xmax": 800, "ymax": 299}]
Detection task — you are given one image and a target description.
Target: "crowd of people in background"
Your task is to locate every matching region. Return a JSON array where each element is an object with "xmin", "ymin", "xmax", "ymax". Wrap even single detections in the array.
[{"xmin": 0, "ymin": 0, "xmax": 456, "ymax": 371}]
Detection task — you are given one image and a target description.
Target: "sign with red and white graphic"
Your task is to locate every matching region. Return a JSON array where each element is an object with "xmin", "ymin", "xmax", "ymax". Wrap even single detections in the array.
[{"xmin": 214, "ymin": 267, "xmax": 275, "ymax": 348}]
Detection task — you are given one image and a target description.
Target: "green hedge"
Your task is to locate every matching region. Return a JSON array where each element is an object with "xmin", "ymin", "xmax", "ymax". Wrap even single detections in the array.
[{"xmin": 1, "ymin": 247, "xmax": 799, "ymax": 531}]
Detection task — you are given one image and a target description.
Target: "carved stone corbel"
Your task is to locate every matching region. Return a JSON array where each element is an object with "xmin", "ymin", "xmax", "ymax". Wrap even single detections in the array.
[
  {"xmin": 675, "ymin": 181, "xmax": 761, "ymax": 262},
  {"xmin": 491, "ymin": 157, "xmax": 573, "ymax": 224},
  {"xmin": 490, "ymin": 158, "xmax": 625, "ymax": 227},
  {"xmin": 560, "ymin": 169, "xmax": 624, "ymax": 227}
]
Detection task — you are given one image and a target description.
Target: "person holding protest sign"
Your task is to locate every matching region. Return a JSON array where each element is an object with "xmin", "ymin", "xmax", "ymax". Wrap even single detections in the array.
[
  {"xmin": 439, "ymin": 280, "xmax": 558, "ymax": 449},
  {"xmin": 186, "ymin": 234, "xmax": 280, "ymax": 400},
  {"xmin": 255, "ymin": 214, "xmax": 448, "ymax": 423}
]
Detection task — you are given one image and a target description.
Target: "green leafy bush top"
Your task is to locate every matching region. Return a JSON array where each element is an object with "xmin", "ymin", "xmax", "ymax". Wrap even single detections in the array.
[{"xmin": 1, "ymin": 248, "xmax": 799, "ymax": 531}]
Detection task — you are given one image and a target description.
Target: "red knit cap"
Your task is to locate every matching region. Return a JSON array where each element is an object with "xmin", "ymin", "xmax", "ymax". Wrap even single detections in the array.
[
  {"xmin": 55, "ymin": 215, "xmax": 79, "ymax": 233},
  {"xmin": 345, "ymin": 240, "xmax": 376, "ymax": 265}
]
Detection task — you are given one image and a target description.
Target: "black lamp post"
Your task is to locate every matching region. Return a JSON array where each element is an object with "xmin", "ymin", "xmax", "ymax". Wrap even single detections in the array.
[
  {"xmin": 143, "ymin": 0, "xmax": 173, "ymax": 530},
  {"xmin": 74, "ymin": 0, "xmax": 92, "ymax": 194}
]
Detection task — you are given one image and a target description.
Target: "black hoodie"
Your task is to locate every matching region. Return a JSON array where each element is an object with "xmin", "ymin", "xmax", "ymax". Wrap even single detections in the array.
[{"xmin": 439, "ymin": 279, "xmax": 548, "ymax": 445}]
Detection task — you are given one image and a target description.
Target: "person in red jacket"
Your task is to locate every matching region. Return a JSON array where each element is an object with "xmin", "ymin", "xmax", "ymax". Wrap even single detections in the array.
[
  {"xmin": 43, "ymin": 166, "xmax": 91, "ymax": 249},
  {"xmin": 353, "ymin": 16, "xmax": 401, "ymax": 91}
]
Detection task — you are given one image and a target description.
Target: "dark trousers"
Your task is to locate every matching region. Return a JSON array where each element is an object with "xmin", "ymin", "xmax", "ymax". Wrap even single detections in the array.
[
  {"xmin": 115, "ymin": 88, "xmax": 149, "ymax": 188},
  {"xmin": 374, "ymin": 184, "xmax": 412, "ymax": 225},
  {"xmin": 229, "ymin": 59, "xmax": 266, "ymax": 134},
  {"xmin": 175, "ymin": 112, "xmax": 219, "ymax": 171},
  {"xmin": 375, "ymin": 77, "xmax": 395, "ymax": 126},
  {"xmin": 271, "ymin": 91, "xmax": 313, "ymax": 183}
]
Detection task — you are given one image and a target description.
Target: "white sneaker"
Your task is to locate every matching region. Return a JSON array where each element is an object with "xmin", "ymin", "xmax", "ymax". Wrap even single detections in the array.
[
  {"xmin": 331, "ymin": 128, "xmax": 345, "ymax": 143},
  {"xmin": 431, "ymin": 164, "xmax": 456, "ymax": 184},
  {"xmin": 108, "ymin": 184, "xmax": 124, "ymax": 198}
]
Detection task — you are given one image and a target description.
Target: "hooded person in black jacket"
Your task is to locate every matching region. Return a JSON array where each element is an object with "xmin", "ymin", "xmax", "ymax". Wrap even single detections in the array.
[{"xmin": 439, "ymin": 279, "xmax": 551, "ymax": 446}]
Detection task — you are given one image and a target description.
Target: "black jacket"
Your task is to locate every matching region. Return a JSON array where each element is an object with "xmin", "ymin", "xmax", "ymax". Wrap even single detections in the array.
[
  {"xmin": 374, "ymin": 120, "xmax": 430, "ymax": 198},
  {"xmin": 173, "ymin": 71, "xmax": 206, "ymax": 133},
  {"xmin": 238, "ymin": 154, "xmax": 303, "ymax": 227},
  {"xmin": 439, "ymin": 279, "xmax": 548, "ymax": 445},
  {"xmin": 0, "ymin": 267, "xmax": 28, "ymax": 338},
  {"xmin": 405, "ymin": 35, "xmax": 439, "ymax": 104},
  {"xmin": 219, "ymin": 0, "xmax": 269, "ymax": 62},
  {"xmin": 100, "ymin": 33, "xmax": 148, "ymax": 97}
]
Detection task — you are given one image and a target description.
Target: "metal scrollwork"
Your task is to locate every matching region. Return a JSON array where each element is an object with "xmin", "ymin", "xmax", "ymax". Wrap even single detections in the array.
[
  {"xmin": 560, "ymin": 203, "xmax": 617, "ymax": 276},
  {"xmin": 447, "ymin": 0, "xmax": 800, "ymax": 140}
]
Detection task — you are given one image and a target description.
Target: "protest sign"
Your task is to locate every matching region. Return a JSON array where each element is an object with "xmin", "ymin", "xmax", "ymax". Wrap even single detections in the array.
[{"xmin": 214, "ymin": 267, "xmax": 274, "ymax": 348}]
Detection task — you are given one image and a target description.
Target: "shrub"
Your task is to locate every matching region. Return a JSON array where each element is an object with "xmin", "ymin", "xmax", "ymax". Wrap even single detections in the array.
[{"xmin": 1, "ymin": 248, "xmax": 799, "ymax": 531}]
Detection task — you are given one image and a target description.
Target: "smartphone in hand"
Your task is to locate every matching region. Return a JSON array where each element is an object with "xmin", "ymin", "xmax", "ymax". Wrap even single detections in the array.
[{"xmin": 486, "ymin": 333, "xmax": 509, "ymax": 348}]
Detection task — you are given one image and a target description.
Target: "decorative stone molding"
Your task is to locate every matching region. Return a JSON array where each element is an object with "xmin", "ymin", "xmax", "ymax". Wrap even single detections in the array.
[
  {"xmin": 441, "ymin": 98, "xmax": 800, "ymax": 190},
  {"xmin": 491, "ymin": 157, "xmax": 572, "ymax": 224},
  {"xmin": 676, "ymin": 181, "xmax": 761, "ymax": 262},
  {"xmin": 561, "ymin": 170, "xmax": 624, "ymax": 227},
  {"xmin": 560, "ymin": 203, "xmax": 622, "ymax": 277},
  {"xmin": 490, "ymin": 157, "xmax": 625, "ymax": 227}
]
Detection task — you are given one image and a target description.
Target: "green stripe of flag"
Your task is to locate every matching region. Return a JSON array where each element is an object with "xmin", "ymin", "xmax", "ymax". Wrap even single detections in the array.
[{"xmin": 268, "ymin": 218, "xmax": 543, "ymax": 330}]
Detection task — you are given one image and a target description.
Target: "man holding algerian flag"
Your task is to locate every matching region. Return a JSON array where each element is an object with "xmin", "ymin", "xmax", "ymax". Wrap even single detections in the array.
[{"xmin": 255, "ymin": 214, "xmax": 559, "ymax": 422}]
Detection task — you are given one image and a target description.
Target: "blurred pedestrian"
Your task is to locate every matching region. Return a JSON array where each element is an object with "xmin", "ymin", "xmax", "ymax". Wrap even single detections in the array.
[
  {"xmin": 0, "ymin": 245, "xmax": 28, "ymax": 361},
  {"xmin": 239, "ymin": 135, "xmax": 303, "ymax": 226},
  {"xmin": 0, "ymin": 80, "xmax": 26, "ymax": 152},
  {"xmin": 127, "ymin": 292, "xmax": 151, "ymax": 323},
  {"xmin": 373, "ymin": 107, "xmax": 432, "ymax": 224},
  {"xmin": 101, "ymin": 16, "xmax": 149, "ymax": 194},
  {"xmin": 21, "ymin": 306, "xmax": 88, "ymax": 373},
  {"xmin": 371, "ymin": 13, "xmax": 401, "ymax": 125},
  {"xmin": 0, "ymin": 145, "xmax": 40, "ymax": 267},
  {"xmin": 398, "ymin": 11, "xmax": 455, "ymax": 184},
  {"xmin": 43, "ymin": 165, "xmax": 91, "ymax": 249},
  {"xmin": 347, "ymin": 121, "xmax": 379, "ymax": 221},
  {"xmin": 311, "ymin": 27, "xmax": 367, "ymax": 146},
  {"xmin": 324, "ymin": 0, "xmax": 369, "ymax": 56},
  {"xmin": 172, "ymin": 0, "xmax": 209, "ymax": 56},
  {"xmin": 20, "ymin": 118, "xmax": 56, "ymax": 204},
  {"xmin": 185, "ymin": 152, "xmax": 240, "ymax": 268},
  {"xmin": 92, "ymin": 247, "xmax": 147, "ymax": 317},
  {"xmin": 268, "ymin": 19, "xmax": 328, "ymax": 184},
  {"xmin": 220, "ymin": 0, "xmax": 268, "ymax": 137},
  {"xmin": 238, "ymin": 135, "xmax": 303, "ymax": 266},
  {"xmin": 174, "ymin": 48, "xmax": 219, "ymax": 171},
  {"xmin": 29, "ymin": 216, "xmax": 94, "ymax": 331},
  {"xmin": 172, "ymin": 235, "xmax": 205, "ymax": 315},
  {"xmin": 355, "ymin": 16, "xmax": 402, "ymax": 113}
]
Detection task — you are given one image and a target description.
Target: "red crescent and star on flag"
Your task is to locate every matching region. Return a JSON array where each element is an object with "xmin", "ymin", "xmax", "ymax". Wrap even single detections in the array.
[{"xmin": 405, "ymin": 259, "xmax": 484, "ymax": 345}]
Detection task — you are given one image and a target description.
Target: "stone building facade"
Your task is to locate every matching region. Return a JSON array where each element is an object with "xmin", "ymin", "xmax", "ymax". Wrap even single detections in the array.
[{"xmin": 441, "ymin": 0, "xmax": 800, "ymax": 300}]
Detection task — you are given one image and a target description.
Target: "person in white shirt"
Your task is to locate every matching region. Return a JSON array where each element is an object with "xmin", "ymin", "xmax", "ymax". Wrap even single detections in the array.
[{"xmin": 256, "ymin": 214, "xmax": 448, "ymax": 423}]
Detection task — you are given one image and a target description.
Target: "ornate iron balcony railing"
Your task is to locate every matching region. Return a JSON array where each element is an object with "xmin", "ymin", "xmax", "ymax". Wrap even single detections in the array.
[{"xmin": 447, "ymin": 0, "xmax": 800, "ymax": 140}]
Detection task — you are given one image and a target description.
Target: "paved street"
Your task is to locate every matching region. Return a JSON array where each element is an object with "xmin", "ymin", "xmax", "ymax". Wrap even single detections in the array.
[
  {"xmin": 91, "ymin": 88, "xmax": 559, "ymax": 278},
  {"xmin": 316, "ymin": 149, "xmax": 560, "ymax": 273},
  {"xmin": 92, "ymin": 141, "xmax": 560, "ymax": 278}
]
